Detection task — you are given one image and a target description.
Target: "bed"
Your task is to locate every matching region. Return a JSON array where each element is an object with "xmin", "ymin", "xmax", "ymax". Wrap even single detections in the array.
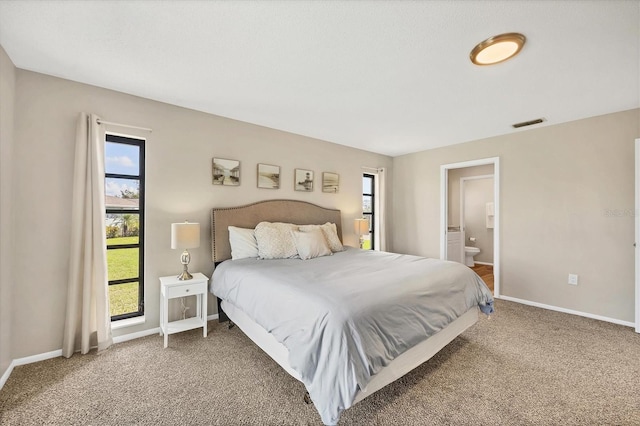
[{"xmin": 210, "ymin": 200, "xmax": 494, "ymax": 425}]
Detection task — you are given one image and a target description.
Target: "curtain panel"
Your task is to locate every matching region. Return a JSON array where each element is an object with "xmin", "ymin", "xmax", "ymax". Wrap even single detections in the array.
[
  {"xmin": 377, "ymin": 167, "xmax": 387, "ymax": 252},
  {"xmin": 62, "ymin": 113, "xmax": 112, "ymax": 358}
]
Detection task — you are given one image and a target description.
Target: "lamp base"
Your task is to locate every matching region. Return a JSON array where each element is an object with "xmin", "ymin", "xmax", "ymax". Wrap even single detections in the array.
[
  {"xmin": 177, "ymin": 249, "xmax": 193, "ymax": 280},
  {"xmin": 177, "ymin": 270, "xmax": 193, "ymax": 281}
]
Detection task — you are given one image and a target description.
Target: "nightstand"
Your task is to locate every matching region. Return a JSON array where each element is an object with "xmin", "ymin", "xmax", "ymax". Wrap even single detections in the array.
[{"xmin": 159, "ymin": 272, "xmax": 209, "ymax": 348}]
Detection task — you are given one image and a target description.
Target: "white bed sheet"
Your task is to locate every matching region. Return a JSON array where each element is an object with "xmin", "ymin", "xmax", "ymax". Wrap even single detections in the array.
[{"xmin": 221, "ymin": 299, "xmax": 479, "ymax": 404}]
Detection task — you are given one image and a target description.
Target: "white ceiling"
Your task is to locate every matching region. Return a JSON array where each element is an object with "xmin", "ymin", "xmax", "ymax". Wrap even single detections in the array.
[{"xmin": 0, "ymin": 1, "xmax": 638, "ymax": 157}]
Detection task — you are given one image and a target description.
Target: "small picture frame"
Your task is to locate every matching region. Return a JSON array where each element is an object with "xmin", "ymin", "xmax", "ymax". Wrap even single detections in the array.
[
  {"xmin": 294, "ymin": 169, "xmax": 314, "ymax": 192},
  {"xmin": 212, "ymin": 158, "xmax": 240, "ymax": 186},
  {"xmin": 322, "ymin": 172, "xmax": 339, "ymax": 193},
  {"xmin": 257, "ymin": 164, "xmax": 280, "ymax": 189}
]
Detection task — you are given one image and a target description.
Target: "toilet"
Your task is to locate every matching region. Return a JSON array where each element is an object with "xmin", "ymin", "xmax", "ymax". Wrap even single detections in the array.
[{"xmin": 464, "ymin": 246, "xmax": 480, "ymax": 267}]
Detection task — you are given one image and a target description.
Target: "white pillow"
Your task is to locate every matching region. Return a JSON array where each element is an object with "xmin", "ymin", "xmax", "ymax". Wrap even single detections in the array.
[
  {"xmin": 228, "ymin": 226, "xmax": 259, "ymax": 260},
  {"xmin": 254, "ymin": 222, "xmax": 299, "ymax": 259},
  {"xmin": 291, "ymin": 229, "xmax": 332, "ymax": 260},
  {"xmin": 299, "ymin": 222, "xmax": 344, "ymax": 253}
]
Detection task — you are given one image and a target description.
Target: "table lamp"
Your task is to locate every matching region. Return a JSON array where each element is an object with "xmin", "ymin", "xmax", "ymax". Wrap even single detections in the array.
[
  {"xmin": 171, "ymin": 222, "xmax": 200, "ymax": 280},
  {"xmin": 354, "ymin": 218, "xmax": 369, "ymax": 249}
]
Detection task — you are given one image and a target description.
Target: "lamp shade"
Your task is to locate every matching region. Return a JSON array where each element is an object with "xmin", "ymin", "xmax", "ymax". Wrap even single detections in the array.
[
  {"xmin": 171, "ymin": 222, "xmax": 201, "ymax": 249},
  {"xmin": 354, "ymin": 218, "xmax": 369, "ymax": 236}
]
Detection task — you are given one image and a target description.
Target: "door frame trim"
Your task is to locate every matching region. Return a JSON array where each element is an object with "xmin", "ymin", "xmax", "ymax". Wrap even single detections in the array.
[{"xmin": 635, "ymin": 139, "xmax": 639, "ymax": 333}]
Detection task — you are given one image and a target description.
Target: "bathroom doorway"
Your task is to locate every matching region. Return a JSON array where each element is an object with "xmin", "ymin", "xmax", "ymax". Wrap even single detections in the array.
[
  {"xmin": 440, "ymin": 157, "xmax": 500, "ymax": 296},
  {"xmin": 461, "ymin": 175, "xmax": 494, "ymax": 291}
]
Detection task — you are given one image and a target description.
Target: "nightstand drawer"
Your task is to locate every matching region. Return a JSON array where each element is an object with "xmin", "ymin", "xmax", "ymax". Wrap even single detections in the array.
[{"xmin": 166, "ymin": 281, "xmax": 207, "ymax": 298}]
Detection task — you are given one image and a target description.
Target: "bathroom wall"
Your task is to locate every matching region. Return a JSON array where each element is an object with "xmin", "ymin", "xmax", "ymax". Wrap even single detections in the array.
[
  {"xmin": 463, "ymin": 177, "xmax": 494, "ymax": 264},
  {"xmin": 447, "ymin": 164, "xmax": 494, "ymax": 227}
]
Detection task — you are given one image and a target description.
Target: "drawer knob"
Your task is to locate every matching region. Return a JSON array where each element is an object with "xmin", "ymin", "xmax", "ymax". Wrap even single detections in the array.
[{"xmin": 185, "ymin": 289, "xmax": 190, "ymax": 292}]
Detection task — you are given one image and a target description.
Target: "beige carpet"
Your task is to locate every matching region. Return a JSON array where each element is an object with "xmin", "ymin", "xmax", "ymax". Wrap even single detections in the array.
[{"xmin": 1, "ymin": 300, "xmax": 639, "ymax": 425}]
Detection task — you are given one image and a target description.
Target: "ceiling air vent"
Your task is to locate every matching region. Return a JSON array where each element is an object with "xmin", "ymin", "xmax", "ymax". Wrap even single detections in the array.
[{"xmin": 512, "ymin": 118, "xmax": 545, "ymax": 128}]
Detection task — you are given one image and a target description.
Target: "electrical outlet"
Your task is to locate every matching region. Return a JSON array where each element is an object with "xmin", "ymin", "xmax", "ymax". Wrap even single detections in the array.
[{"xmin": 568, "ymin": 274, "xmax": 578, "ymax": 285}]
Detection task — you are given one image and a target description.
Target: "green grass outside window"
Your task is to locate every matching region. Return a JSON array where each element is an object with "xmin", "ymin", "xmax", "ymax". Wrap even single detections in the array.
[{"xmin": 107, "ymin": 236, "xmax": 140, "ymax": 317}]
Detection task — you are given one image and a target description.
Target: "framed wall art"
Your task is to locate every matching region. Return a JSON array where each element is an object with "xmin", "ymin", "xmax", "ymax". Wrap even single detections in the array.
[
  {"xmin": 294, "ymin": 169, "xmax": 314, "ymax": 192},
  {"xmin": 257, "ymin": 163, "xmax": 280, "ymax": 189},
  {"xmin": 212, "ymin": 158, "xmax": 240, "ymax": 186},
  {"xmin": 322, "ymin": 172, "xmax": 339, "ymax": 193}
]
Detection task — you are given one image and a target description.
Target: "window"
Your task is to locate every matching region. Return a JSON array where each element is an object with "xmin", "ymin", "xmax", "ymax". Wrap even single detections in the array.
[
  {"xmin": 362, "ymin": 174, "xmax": 375, "ymax": 250},
  {"xmin": 105, "ymin": 134, "xmax": 145, "ymax": 321}
]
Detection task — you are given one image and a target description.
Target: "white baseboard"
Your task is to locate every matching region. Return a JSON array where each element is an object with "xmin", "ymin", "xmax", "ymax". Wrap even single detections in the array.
[
  {"xmin": 0, "ymin": 314, "xmax": 221, "ymax": 391},
  {"xmin": 497, "ymin": 295, "xmax": 635, "ymax": 327},
  {"xmin": 0, "ymin": 361, "xmax": 15, "ymax": 389},
  {"xmin": 112, "ymin": 327, "xmax": 161, "ymax": 344},
  {"xmin": 474, "ymin": 261, "xmax": 493, "ymax": 266},
  {"xmin": 1, "ymin": 348, "xmax": 63, "ymax": 389},
  {"xmin": 13, "ymin": 349, "xmax": 63, "ymax": 366},
  {"xmin": 113, "ymin": 314, "xmax": 219, "ymax": 343}
]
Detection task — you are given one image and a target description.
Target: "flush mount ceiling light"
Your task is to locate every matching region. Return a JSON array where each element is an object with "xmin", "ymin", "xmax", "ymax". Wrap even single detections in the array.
[{"xmin": 470, "ymin": 33, "xmax": 526, "ymax": 65}]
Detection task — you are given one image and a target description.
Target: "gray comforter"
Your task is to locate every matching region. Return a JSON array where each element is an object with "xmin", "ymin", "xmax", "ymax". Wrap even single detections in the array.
[{"xmin": 211, "ymin": 247, "xmax": 494, "ymax": 425}]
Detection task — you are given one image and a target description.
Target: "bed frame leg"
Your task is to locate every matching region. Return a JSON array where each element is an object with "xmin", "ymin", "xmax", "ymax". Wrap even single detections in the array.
[
  {"xmin": 228, "ymin": 321, "xmax": 235, "ymax": 330},
  {"xmin": 303, "ymin": 391, "xmax": 312, "ymax": 405}
]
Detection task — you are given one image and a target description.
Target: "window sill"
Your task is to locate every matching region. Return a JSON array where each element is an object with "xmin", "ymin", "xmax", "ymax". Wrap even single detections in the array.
[{"xmin": 111, "ymin": 316, "xmax": 145, "ymax": 330}]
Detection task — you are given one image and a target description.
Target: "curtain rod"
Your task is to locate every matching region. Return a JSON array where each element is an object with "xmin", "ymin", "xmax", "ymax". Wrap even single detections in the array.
[{"xmin": 96, "ymin": 119, "xmax": 152, "ymax": 133}]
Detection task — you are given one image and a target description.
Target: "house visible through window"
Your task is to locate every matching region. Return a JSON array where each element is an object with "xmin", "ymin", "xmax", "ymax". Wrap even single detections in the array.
[
  {"xmin": 362, "ymin": 174, "xmax": 375, "ymax": 250},
  {"xmin": 105, "ymin": 134, "xmax": 145, "ymax": 321}
]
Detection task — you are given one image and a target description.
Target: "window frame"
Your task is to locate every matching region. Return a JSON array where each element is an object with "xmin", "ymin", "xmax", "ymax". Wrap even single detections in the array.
[
  {"xmin": 363, "ymin": 173, "xmax": 375, "ymax": 250},
  {"xmin": 105, "ymin": 134, "xmax": 145, "ymax": 322}
]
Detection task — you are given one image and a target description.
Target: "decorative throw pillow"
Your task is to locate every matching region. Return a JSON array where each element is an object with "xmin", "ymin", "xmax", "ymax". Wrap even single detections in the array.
[
  {"xmin": 254, "ymin": 222, "xmax": 299, "ymax": 259},
  {"xmin": 228, "ymin": 226, "xmax": 259, "ymax": 260},
  {"xmin": 299, "ymin": 222, "xmax": 344, "ymax": 253},
  {"xmin": 291, "ymin": 229, "xmax": 332, "ymax": 260}
]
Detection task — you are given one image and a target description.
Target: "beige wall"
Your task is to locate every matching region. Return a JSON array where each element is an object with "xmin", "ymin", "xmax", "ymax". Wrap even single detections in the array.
[
  {"xmin": 4, "ymin": 63, "xmax": 637, "ymax": 361},
  {"xmin": 0, "ymin": 45, "xmax": 16, "ymax": 378},
  {"xmin": 393, "ymin": 109, "xmax": 640, "ymax": 322},
  {"xmin": 11, "ymin": 70, "xmax": 392, "ymax": 358}
]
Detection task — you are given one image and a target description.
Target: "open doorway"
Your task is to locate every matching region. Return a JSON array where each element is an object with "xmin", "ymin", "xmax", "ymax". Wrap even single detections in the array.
[
  {"xmin": 461, "ymin": 174, "xmax": 495, "ymax": 291},
  {"xmin": 440, "ymin": 157, "xmax": 500, "ymax": 296}
]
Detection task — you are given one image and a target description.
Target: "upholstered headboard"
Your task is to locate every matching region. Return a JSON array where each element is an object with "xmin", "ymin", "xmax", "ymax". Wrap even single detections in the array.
[{"xmin": 211, "ymin": 200, "xmax": 342, "ymax": 263}]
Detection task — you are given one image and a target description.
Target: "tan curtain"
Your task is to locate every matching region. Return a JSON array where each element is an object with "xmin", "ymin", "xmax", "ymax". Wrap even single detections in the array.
[
  {"xmin": 376, "ymin": 167, "xmax": 387, "ymax": 251},
  {"xmin": 62, "ymin": 113, "xmax": 112, "ymax": 358}
]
